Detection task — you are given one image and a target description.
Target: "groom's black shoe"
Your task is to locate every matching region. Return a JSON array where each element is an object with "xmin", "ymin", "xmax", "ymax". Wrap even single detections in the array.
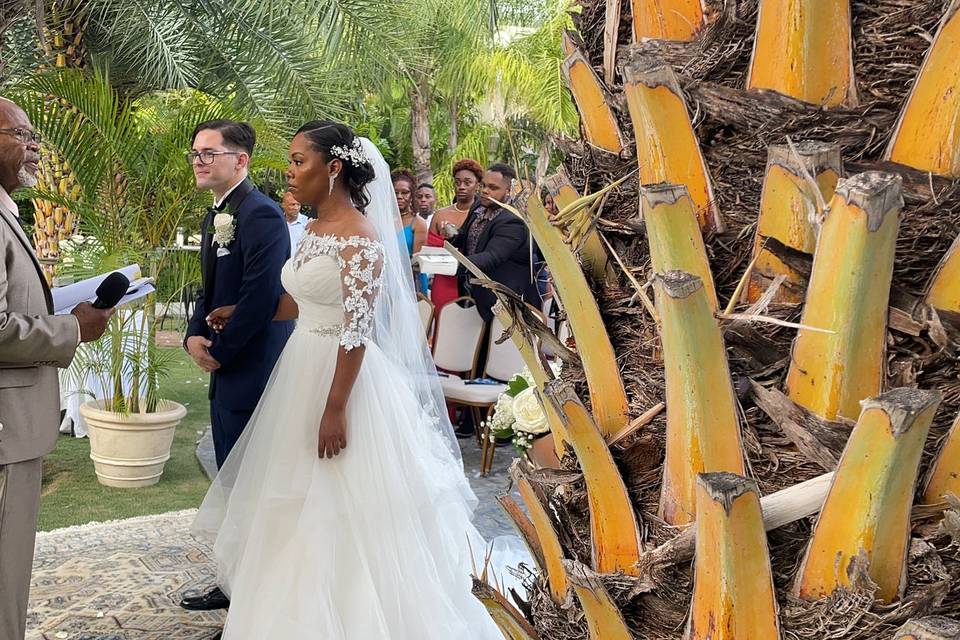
[{"xmin": 180, "ymin": 586, "xmax": 230, "ymax": 611}]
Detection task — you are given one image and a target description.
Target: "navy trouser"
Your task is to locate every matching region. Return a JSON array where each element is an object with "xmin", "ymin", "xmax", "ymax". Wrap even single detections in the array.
[{"xmin": 211, "ymin": 397, "xmax": 254, "ymax": 469}]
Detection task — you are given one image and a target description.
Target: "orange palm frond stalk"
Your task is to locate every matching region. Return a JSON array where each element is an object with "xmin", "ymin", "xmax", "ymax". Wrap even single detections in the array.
[
  {"xmin": 795, "ymin": 388, "xmax": 941, "ymax": 603},
  {"xmin": 564, "ymin": 560, "xmax": 633, "ymax": 640},
  {"xmin": 894, "ymin": 616, "xmax": 960, "ymax": 640},
  {"xmin": 925, "ymin": 234, "xmax": 960, "ymax": 316},
  {"xmin": 631, "ymin": 0, "xmax": 706, "ymax": 42},
  {"xmin": 922, "ymin": 411, "xmax": 960, "ymax": 506},
  {"xmin": 641, "ymin": 183, "xmax": 718, "ymax": 310},
  {"xmin": 543, "ymin": 171, "xmax": 612, "ymax": 283},
  {"xmin": 623, "ymin": 58, "xmax": 723, "ymax": 233},
  {"xmin": 746, "ymin": 0, "xmax": 857, "ymax": 108},
  {"xmin": 642, "ymin": 472, "xmax": 834, "ymax": 570},
  {"xmin": 514, "ymin": 195, "xmax": 630, "ymax": 438},
  {"xmin": 746, "ymin": 142, "xmax": 842, "ymax": 304},
  {"xmin": 561, "ymin": 48, "xmax": 626, "ymax": 155},
  {"xmin": 472, "ymin": 578, "xmax": 540, "ymax": 640},
  {"xmin": 545, "ymin": 380, "xmax": 643, "ymax": 574},
  {"xmin": 686, "ymin": 473, "xmax": 781, "ymax": 640},
  {"xmin": 497, "ymin": 493, "xmax": 545, "ymax": 569},
  {"xmin": 885, "ymin": 0, "xmax": 960, "ymax": 177},
  {"xmin": 654, "ymin": 271, "xmax": 745, "ymax": 526},
  {"xmin": 509, "ymin": 464, "xmax": 570, "ymax": 603},
  {"xmin": 785, "ymin": 172, "xmax": 902, "ymax": 422}
]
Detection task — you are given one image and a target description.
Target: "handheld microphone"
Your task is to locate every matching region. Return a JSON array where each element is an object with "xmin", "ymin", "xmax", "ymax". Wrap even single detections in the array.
[{"xmin": 92, "ymin": 272, "xmax": 130, "ymax": 309}]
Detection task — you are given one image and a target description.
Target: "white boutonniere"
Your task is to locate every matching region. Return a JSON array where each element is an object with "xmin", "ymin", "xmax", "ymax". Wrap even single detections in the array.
[{"xmin": 213, "ymin": 213, "xmax": 235, "ymax": 256}]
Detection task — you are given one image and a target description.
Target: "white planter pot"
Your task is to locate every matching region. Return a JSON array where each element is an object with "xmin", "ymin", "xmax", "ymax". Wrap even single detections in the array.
[{"xmin": 79, "ymin": 399, "xmax": 187, "ymax": 488}]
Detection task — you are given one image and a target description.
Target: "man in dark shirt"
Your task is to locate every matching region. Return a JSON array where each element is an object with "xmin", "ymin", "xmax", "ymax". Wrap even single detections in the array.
[{"xmin": 445, "ymin": 162, "xmax": 540, "ymax": 323}]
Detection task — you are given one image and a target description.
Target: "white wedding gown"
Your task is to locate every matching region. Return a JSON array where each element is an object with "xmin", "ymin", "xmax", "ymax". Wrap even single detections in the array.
[{"xmin": 192, "ymin": 233, "xmax": 504, "ymax": 639}]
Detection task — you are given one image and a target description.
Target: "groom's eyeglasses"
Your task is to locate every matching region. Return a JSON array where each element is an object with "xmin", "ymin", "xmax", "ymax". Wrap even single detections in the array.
[{"xmin": 185, "ymin": 150, "xmax": 241, "ymax": 166}]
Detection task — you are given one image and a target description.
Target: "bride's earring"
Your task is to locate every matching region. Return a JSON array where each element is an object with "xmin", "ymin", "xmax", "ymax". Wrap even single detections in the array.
[{"xmin": 328, "ymin": 172, "xmax": 339, "ymax": 197}]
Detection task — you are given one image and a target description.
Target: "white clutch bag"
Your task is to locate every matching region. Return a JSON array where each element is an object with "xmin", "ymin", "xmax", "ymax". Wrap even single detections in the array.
[{"xmin": 415, "ymin": 246, "xmax": 459, "ymax": 276}]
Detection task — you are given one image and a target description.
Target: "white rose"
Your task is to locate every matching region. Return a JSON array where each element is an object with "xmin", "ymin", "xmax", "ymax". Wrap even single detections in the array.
[
  {"xmin": 512, "ymin": 387, "xmax": 549, "ymax": 435},
  {"xmin": 213, "ymin": 213, "xmax": 234, "ymax": 230}
]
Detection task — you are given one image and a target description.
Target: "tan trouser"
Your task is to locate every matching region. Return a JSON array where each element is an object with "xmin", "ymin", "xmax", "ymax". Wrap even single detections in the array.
[{"xmin": 0, "ymin": 458, "xmax": 43, "ymax": 640}]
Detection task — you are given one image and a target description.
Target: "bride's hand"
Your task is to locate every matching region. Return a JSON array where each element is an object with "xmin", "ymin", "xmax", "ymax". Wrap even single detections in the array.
[
  {"xmin": 206, "ymin": 305, "xmax": 236, "ymax": 333},
  {"xmin": 318, "ymin": 408, "xmax": 347, "ymax": 459}
]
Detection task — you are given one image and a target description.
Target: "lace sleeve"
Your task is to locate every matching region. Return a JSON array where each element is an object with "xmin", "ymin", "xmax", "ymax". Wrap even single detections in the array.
[{"xmin": 337, "ymin": 237, "xmax": 385, "ymax": 351}]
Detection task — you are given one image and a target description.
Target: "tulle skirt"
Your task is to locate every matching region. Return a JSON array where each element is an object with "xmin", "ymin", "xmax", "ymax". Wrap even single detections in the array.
[{"xmin": 192, "ymin": 328, "xmax": 505, "ymax": 639}]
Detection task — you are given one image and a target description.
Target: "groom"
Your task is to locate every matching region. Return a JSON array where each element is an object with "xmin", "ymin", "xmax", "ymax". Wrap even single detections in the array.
[{"xmin": 181, "ymin": 120, "xmax": 293, "ymax": 614}]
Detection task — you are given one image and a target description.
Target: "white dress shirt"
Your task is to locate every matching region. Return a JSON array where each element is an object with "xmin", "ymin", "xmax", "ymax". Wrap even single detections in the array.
[
  {"xmin": 213, "ymin": 176, "xmax": 247, "ymax": 209},
  {"xmin": 286, "ymin": 213, "xmax": 309, "ymax": 258}
]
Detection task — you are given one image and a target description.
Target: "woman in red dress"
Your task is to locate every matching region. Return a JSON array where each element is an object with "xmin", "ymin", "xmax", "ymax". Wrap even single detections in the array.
[{"xmin": 426, "ymin": 158, "xmax": 484, "ymax": 311}]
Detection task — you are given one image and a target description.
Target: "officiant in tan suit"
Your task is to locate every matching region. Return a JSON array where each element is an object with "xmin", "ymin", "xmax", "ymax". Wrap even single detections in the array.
[{"xmin": 0, "ymin": 98, "xmax": 113, "ymax": 640}]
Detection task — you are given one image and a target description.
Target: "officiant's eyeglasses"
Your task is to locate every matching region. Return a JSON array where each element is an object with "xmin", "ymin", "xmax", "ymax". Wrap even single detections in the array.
[
  {"xmin": 185, "ymin": 151, "xmax": 241, "ymax": 166},
  {"xmin": 0, "ymin": 128, "xmax": 41, "ymax": 144}
]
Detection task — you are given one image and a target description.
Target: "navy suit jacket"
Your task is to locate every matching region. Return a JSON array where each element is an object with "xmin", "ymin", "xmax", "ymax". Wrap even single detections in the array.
[
  {"xmin": 186, "ymin": 179, "xmax": 294, "ymax": 411},
  {"xmin": 452, "ymin": 202, "xmax": 541, "ymax": 323}
]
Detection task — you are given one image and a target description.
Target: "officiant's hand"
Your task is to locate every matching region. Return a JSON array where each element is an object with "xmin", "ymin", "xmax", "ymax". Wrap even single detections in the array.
[
  {"xmin": 71, "ymin": 302, "xmax": 114, "ymax": 343},
  {"xmin": 318, "ymin": 408, "xmax": 347, "ymax": 459},
  {"xmin": 186, "ymin": 336, "xmax": 220, "ymax": 372},
  {"xmin": 206, "ymin": 305, "xmax": 236, "ymax": 333}
]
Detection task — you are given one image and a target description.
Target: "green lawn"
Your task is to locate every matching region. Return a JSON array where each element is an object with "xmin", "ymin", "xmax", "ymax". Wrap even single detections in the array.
[{"xmin": 38, "ymin": 348, "xmax": 212, "ymax": 531}]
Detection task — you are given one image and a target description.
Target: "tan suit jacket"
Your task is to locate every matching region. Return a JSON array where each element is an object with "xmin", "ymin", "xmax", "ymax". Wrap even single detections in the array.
[{"xmin": 0, "ymin": 196, "xmax": 79, "ymax": 465}]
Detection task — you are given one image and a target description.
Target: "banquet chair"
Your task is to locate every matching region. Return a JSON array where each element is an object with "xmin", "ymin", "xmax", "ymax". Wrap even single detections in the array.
[
  {"xmin": 417, "ymin": 294, "xmax": 435, "ymax": 340},
  {"xmin": 432, "ymin": 296, "xmax": 485, "ymax": 377},
  {"xmin": 440, "ymin": 314, "xmax": 526, "ymax": 475}
]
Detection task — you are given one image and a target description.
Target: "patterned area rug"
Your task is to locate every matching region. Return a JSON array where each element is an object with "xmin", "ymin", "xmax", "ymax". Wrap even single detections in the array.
[{"xmin": 27, "ymin": 510, "xmax": 224, "ymax": 640}]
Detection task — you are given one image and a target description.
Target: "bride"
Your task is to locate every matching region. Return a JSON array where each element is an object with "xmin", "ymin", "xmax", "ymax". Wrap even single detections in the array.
[{"xmin": 192, "ymin": 120, "xmax": 504, "ymax": 639}]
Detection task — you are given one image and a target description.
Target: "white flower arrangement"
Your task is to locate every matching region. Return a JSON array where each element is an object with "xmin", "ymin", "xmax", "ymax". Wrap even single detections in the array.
[
  {"xmin": 482, "ymin": 363, "xmax": 562, "ymax": 456},
  {"xmin": 330, "ymin": 138, "xmax": 368, "ymax": 167},
  {"xmin": 212, "ymin": 213, "xmax": 235, "ymax": 254}
]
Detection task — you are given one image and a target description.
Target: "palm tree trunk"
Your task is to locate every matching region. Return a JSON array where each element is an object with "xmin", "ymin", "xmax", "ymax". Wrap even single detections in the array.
[
  {"xmin": 32, "ymin": 0, "xmax": 88, "ymax": 283},
  {"xmin": 448, "ymin": 96, "xmax": 459, "ymax": 156},
  {"xmin": 411, "ymin": 77, "xmax": 434, "ymax": 185}
]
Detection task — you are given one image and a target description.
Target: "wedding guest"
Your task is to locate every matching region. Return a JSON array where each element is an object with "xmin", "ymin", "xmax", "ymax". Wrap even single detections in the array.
[
  {"xmin": 281, "ymin": 190, "xmax": 308, "ymax": 257},
  {"xmin": 416, "ymin": 182, "xmax": 437, "ymax": 225},
  {"xmin": 426, "ymin": 159, "xmax": 482, "ymax": 311},
  {"xmin": 0, "ymin": 97, "xmax": 112, "ymax": 640},
  {"xmin": 393, "ymin": 168, "xmax": 429, "ymax": 295},
  {"xmin": 444, "ymin": 162, "xmax": 539, "ymax": 322},
  {"xmin": 180, "ymin": 119, "xmax": 293, "ymax": 616}
]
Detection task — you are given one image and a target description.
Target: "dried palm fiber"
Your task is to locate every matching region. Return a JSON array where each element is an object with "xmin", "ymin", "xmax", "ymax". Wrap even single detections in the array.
[{"xmin": 507, "ymin": 0, "xmax": 960, "ymax": 638}]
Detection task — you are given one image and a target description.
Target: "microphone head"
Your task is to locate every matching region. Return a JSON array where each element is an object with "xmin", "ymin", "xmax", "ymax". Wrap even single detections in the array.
[{"xmin": 93, "ymin": 272, "xmax": 130, "ymax": 309}]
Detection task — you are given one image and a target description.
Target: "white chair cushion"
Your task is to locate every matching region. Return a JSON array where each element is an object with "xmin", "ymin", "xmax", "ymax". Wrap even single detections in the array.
[{"xmin": 440, "ymin": 375, "xmax": 506, "ymax": 404}]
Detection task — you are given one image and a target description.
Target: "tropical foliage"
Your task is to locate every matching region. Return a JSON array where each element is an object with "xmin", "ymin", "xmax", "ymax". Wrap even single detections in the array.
[{"xmin": 15, "ymin": 70, "xmax": 249, "ymax": 412}]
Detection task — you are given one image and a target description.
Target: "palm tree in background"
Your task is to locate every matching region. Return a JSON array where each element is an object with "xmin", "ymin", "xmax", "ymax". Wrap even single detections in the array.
[
  {"xmin": 0, "ymin": 0, "xmax": 575, "ymax": 271},
  {"xmin": 0, "ymin": 0, "xmax": 422, "ymax": 275}
]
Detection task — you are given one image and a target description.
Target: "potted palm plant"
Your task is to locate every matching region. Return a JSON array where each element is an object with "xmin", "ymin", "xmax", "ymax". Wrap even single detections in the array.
[{"xmin": 18, "ymin": 70, "xmax": 250, "ymax": 487}]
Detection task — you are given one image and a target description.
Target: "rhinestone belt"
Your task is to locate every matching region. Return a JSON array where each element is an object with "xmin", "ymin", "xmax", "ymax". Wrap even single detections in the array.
[{"xmin": 303, "ymin": 324, "xmax": 343, "ymax": 338}]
